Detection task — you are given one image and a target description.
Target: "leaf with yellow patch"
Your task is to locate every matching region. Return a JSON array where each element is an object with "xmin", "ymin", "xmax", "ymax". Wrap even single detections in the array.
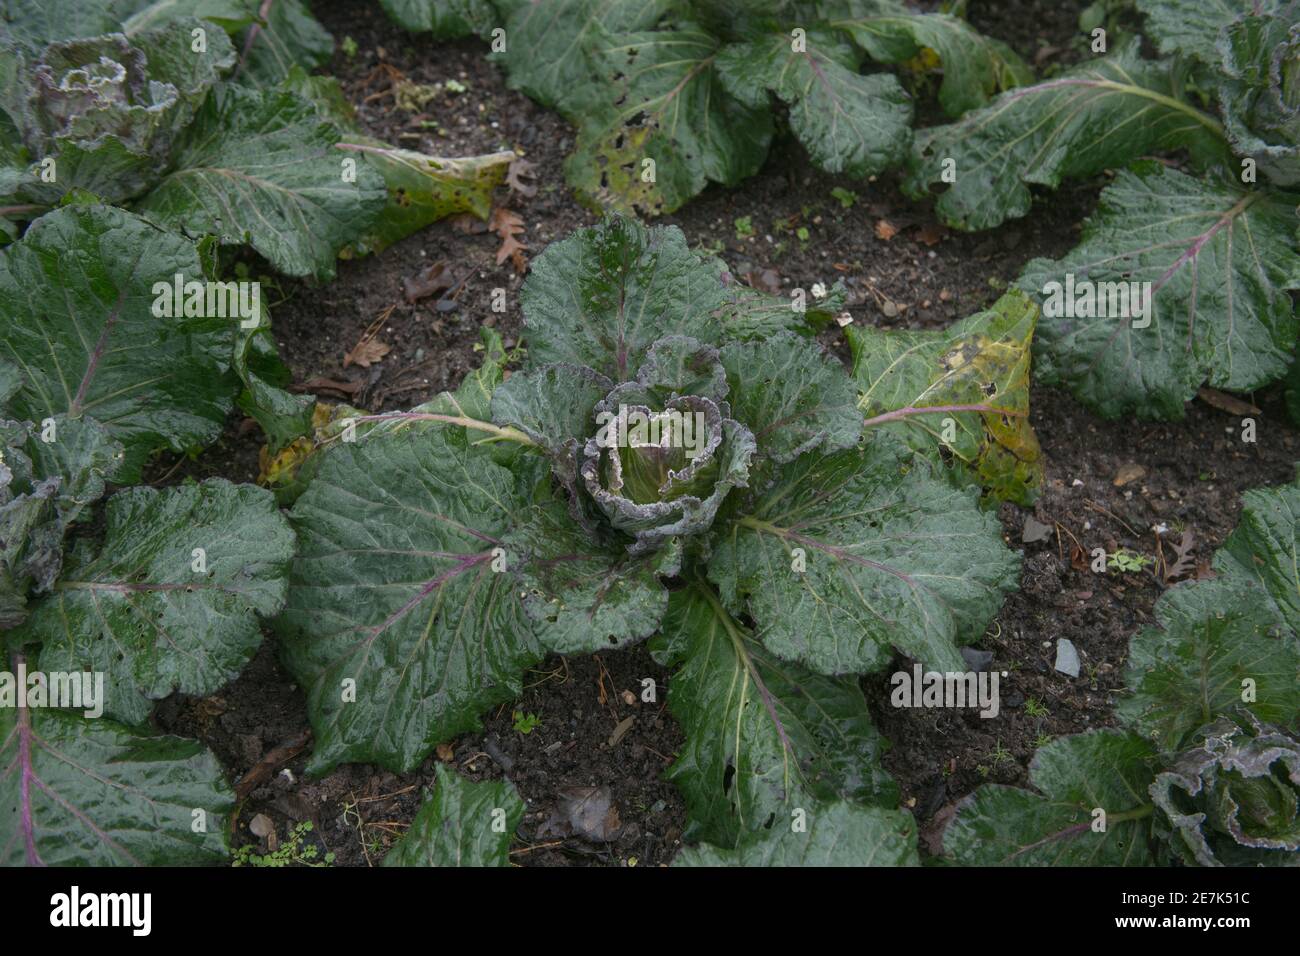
[{"xmin": 848, "ymin": 288, "xmax": 1042, "ymax": 504}]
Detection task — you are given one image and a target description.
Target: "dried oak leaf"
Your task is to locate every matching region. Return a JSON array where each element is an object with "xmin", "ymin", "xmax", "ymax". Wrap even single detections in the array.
[
  {"xmin": 344, "ymin": 338, "xmax": 391, "ymax": 368},
  {"xmin": 491, "ymin": 207, "xmax": 528, "ymax": 273},
  {"xmin": 505, "ymin": 156, "xmax": 538, "ymax": 198}
]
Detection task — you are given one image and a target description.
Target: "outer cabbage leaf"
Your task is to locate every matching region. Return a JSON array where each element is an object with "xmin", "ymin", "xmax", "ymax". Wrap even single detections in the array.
[
  {"xmin": 276, "ymin": 425, "xmax": 543, "ymax": 774},
  {"xmin": 383, "ymin": 763, "xmax": 524, "ymax": 866},
  {"xmin": 675, "ymin": 798, "xmax": 919, "ymax": 866},
  {"xmin": 0, "ymin": 204, "xmax": 237, "ymax": 482},
  {"xmin": 709, "ymin": 435, "xmax": 1019, "ymax": 675},
  {"xmin": 1023, "ymin": 163, "xmax": 1299, "ymax": 419},
  {"xmin": 832, "ymin": 11, "xmax": 1032, "ymax": 116},
  {"xmin": 942, "ymin": 729, "xmax": 1160, "ymax": 865},
  {"xmin": 652, "ymin": 585, "xmax": 898, "ymax": 848},
  {"xmin": 137, "ymin": 84, "xmax": 387, "ymax": 279},
  {"xmin": 904, "ymin": 37, "xmax": 1228, "ymax": 231},
  {"xmin": 22, "ymin": 479, "xmax": 294, "ymax": 725},
  {"xmin": 567, "ymin": 24, "xmax": 772, "ymax": 215},
  {"xmin": 0, "ymin": 679, "xmax": 234, "ymax": 866},
  {"xmin": 714, "ymin": 29, "xmax": 910, "ymax": 178},
  {"xmin": 1216, "ymin": 474, "xmax": 1300, "ymax": 632}
]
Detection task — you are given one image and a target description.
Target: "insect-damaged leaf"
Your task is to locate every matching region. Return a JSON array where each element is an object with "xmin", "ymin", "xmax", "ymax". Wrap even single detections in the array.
[
  {"xmin": 849, "ymin": 288, "xmax": 1042, "ymax": 504},
  {"xmin": 1022, "ymin": 162, "xmax": 1300, "ymax": 420},
  {"xmin": 0, "ymin": 205, "xmax": 237, "ymax": 483},
  {"xmin": 675, "ymin": 798, "xmax": 920, "ymax": 866},
  {"xmin": 832, "ymin": 11, "xmax": 1032, "ymax": 117},
  {"xmin": 490, "ymin": 0, "xmax": 671, "ymax": 115},
  {"xmin": 709, "ymin": 434, "xmax": 1019, "ymax": 676},
  {"xmin": 651, "ymin": 586, "xmax": 898, "ymax": 848},
  {"xmin": 715, "ymin": 29, "xmax": 911, "ymax": 179},
  {"xmin": 383, "ymin": 763, "xmax": 524, "ymax": 866},
  {"xmin": 904, "ymin": 37, "xmax": 1228, "ymax": 231},
  {"xmin": 941, "ymin": 729, "xmax": 1160, "ymax": 865},
  {"xmin": 276, "ymin": 425, "xmax": 544, "ymax": 774},
  {"xmin": 567, "ymin": 24, "xmax": 772, "ymax": 216},
  {"xmin": 137, "ymin": 83, "xmax": 387, "ymax": 280},
  {"xmin": 0, "ymin": 676, "xmax": 235, "ymax": 866},
  {"xmin": 21, "ymin": 480, "xmax": 294, "ymax": 725}
]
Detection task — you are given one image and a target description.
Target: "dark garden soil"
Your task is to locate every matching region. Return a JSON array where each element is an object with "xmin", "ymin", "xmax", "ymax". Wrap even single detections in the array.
[{"xmin": 148, "ymin": 0, "xmax": 1300, "ymax": 866}]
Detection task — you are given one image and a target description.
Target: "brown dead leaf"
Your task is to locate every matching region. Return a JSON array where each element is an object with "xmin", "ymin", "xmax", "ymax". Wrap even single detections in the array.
[
  {"xmin": 744, "ymin": 268, "xmax": 782, "ymax": 295},
  {"xmin": 1070, "ymin": 543, "xmax": 1089, "ymax": 572},
  {"xmin": 402, "ymin": 260, "xmax": 453, "ymax": 303},
  {"xmin": 435, "ymin": 743, "xmax": 454, "ymax": 762},
  {"xmin": 296, "ymin": 377, "xmax": 361, "ymax": 396},
  {"xmin": 1112, "ymin": 462, "xmax": 1146, "ymax": 487},
  {"xmin": 1162, "ymin": 530, "xmax": 1197, "ymax": 584},
  {"xmin": 875, "ymin": 219, "xmax": 898, "ymax": 241},
  {"xmin": 505, "ymin": 156, "xmax": 537, "ymax": 197},
  {"xmin": 344, "ymin": 338, "xmax": 391, "ymax": 369},
  {"xmin": 915, "ymin": 222, "xmax": 948, "ymax": 246},
  {"xmin": 490, "ymin": 207, "xmax": 528, "ymax": 273},
  {"xmin": 1196, "ymin": 386, "xmax": 1260, "ymax": 416},
  {"xmin": 447, "ymin": 212, "xmax": 488, "ymax": 235}
]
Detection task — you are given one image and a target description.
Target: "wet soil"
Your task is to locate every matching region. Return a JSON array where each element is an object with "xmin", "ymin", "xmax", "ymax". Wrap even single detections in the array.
[{"xmin": 146, "ymin": 0, "xmax": 1300, "ymax": 866}]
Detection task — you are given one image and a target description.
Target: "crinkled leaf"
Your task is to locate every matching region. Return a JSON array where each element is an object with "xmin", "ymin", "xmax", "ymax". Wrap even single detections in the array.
[
  {"xmin": 715, "ymin": 29, "xmax": 911, "ymax": 178},
  {"xmin": 833, "ymin": 12, "xmax": 1032, "ymax": 116},
  {"xmin": 1216, "ymin": 8, "xmax": 1300, "ymax": 187},
  {"xmin": 520, "ymin": 217, "xmax": 733, "ymax": 379},
  {"xmin": 384, "ymin": 763, "xmax": 523, "ymax": 866},
  {"xmin": 566, "ymin": 24, "xmax": 771, "ymax": 216},
  {"xmin": 14, "ymin": 21, "xmax": 235, "ymax": 205},
  {"xmin": 379, "ymin": 0, "xmax": 497, "ymax": 38},
  {"xmin": 942, "ymin": 729, "xmax": 1159, "ymax": 865},
  {"xmin": 849, "ymin": 288, "xmax": 1042, "ymax": 504},
  {"xmin": 21, "ymin": 479, "xmax": 293, "ymax": 725},
  {"xmin": 1118, "ymin": 578, "xmax": 1299, "ymax": 754},
  {"xmin": 22, "ymin": 415, "xmax": 123, "ymax": 526},
  {"xmin": 652, "ymin": 585, "xmax": 898, "ymax": 848},
  {"xmin": 490, "ymin": 363, "xmax": 610, "ymax": 453},
  {"xmin": 1151, "ymin": 713, "xmax": 1300, "ymax": 866},
  {"xmin": 719, "ymin": 333, "xmax": 862, "ymax": 464},
  {"xmin": 904, "ymin": 37, "xmax": 1228, "ymax": 231},
  {"xmin": 1216, "ymin": 473, "xmax": 1300, "ymax": 633},
  {"xmin": 0, "ymin": 688, "xmax": 234, "ymax": 865},
  {"xmin": 675, "ymin": 798, "xmax": 919, "ymax": 866},
  {"xmin": 233, "ymin": 305, "xmax": 314, "ymax": 454},
  {"xmin": 1023, "ymin": 162, "xmax": 1300, "ymax": 419},
  {"xmin": 276, "ymin": 426, "xmax": 543, "ymax": 774},
  {"xmin": 137, "ymin": 84, "xmax": 387, "ymax": 279},
  {"xmin": 710, "ymin": 435, "xmax": 1019, "ymax": 675},
  {"xmin": 0, "ymin": 204, "xmax": 237, "ymax": 482}
]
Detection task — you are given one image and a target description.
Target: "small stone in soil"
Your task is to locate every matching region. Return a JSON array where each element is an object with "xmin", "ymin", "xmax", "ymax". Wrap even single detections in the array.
[{"xmin": 1054, "ymin": 638, "xmax": 1081, "ymax": 677}]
